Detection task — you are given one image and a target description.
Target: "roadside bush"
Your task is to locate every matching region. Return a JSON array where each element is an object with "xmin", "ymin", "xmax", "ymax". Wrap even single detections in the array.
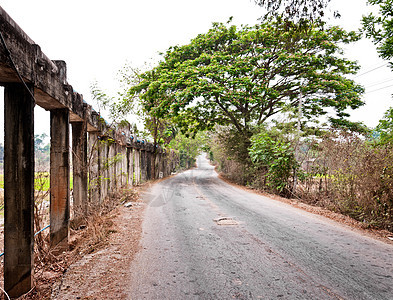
[
  {"xmin": 249, "ymin": 129, "xmax": 299, "ymax": 196},
  {"xmin": 209, "ymin": 127, "xmax": 256, "ymax": 185}
]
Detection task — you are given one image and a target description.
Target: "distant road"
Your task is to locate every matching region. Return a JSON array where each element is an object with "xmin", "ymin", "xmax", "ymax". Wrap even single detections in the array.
[{"xmin": 128, "ymin": 155, "xmax": 393, "ymax": 299}]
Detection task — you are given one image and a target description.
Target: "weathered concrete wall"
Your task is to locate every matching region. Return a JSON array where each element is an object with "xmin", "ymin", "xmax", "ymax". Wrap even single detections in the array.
[{"xmin": 0, "ymin": 5, "xmax": 180, "ymax": 297}]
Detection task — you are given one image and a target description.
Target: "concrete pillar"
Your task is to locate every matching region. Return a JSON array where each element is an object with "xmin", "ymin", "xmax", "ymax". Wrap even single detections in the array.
[
  {"xmin": 103, "ymin": 142, "xmax": 109, "ymax": 200},
  {"xmin": 71, "ymin": 122, "xmax": 88, "ymax": 222},
  {"xmin": 4, "ymin": 83, "xmax": 35, "ymax": 298},
  {"xmin": 99, "ymin": 140, "xmax": 108, "ymax": 203},
  {"xmin": 117, "ymin": 145, "xmax": 124, "ymax": 188},
  {"xmin": 157, "ymin": 152, "xmax": 164, "ymax": 178},
  {"xmin": 115, "ymin": 145, "xmax": 121, "ymax": 187},
  {"xmin": 127, "ymin": 147, "xmax": 133, "ymax": 186},
  {"xmin": 121, "ymin": 146, "xmax": 128, "ymax": 186},
  {"xmin": 164, "ymin": 153, "xmax": 169, "ymax": 176},
  {"xmin": 88, "ymin": 132, "xmax": 100, "ymax": 208},
  {"xmin": 116, "ymin": 144, "xmax": 123, "ymax": 188},
  {"xmin": 146, "ymin": 151, "xmax": 152, "ymax": 180},
  {"xmin": 141, "ymin": 149, "xmax": 147, "ymax": 182},
  {"xmin": 134, "ymin": 149, "xmax": 140, "ymax": 185},
  {"xmin": 108, "ymin": 142, "xmax": 116, "ymax": 192},
  {"xmin": 50, "ymin": 108, "xmax": 70, "ymax": 250},
  {"xmin": 155, "ymin": 152, "xmax": 160, "ymax": 179}
]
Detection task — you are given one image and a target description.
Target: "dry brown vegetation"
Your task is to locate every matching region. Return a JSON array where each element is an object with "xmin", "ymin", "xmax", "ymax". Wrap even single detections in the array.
[
  {"xmin": 211, "ymin": 129, "xmax": 393, "ymax": 232},
  {"xmin": 297, "ymin": 132, "xmax": 393, "ymax": 231}
]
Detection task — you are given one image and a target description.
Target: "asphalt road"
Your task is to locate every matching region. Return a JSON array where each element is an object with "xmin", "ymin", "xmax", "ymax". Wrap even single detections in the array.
[{"xmin": 127, "ymin": 155, "xmax": 393, "ymax": 300}]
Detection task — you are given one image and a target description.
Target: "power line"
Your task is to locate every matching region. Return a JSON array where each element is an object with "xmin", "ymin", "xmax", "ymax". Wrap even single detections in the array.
[
  {"xmin": 354, "ymin": 62, "xmax": 390, "ymax": 79},
  {"xmin": 365, "ymin": 78, "xmax": 393, "ymax": 89},
  {"xmin": 365, "ymin": 83, "xmax": 393, "ymax": 94}
]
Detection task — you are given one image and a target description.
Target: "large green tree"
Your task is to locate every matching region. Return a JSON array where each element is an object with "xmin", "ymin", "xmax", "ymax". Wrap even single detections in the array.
[
  {"xmin": 131, "ymin": 19, "xmax": 364, "ymax": 142},
  {"xmin": 362, "ymin": 0, "xmax": 393, "ymax": 64}
]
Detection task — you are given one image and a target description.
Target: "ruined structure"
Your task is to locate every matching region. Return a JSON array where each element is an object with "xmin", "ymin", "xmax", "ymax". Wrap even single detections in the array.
[{"xmin": 0, "ymin": 7, "xmax": 178, "ymax": 297}]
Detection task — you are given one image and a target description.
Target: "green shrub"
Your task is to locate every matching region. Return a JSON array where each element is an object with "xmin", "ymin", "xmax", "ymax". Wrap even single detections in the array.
[{"xmin": 249, "ymin": 130, "xmax": 299, "ymax": 195}]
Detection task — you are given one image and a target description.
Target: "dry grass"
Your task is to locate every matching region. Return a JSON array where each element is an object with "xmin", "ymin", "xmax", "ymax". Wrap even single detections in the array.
[
  {"xmin": 0, "ymin": 187, "xmax": 141, "ymax": 300},
  {"xmin": 296, "ymin": 133, "xmax": 393, "ymax": 231}
]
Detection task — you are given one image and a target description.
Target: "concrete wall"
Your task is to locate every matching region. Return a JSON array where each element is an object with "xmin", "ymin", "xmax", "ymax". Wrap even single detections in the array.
[{"xmin": 0, "ymin": 6, "xmax": 179, "ymax": 297}]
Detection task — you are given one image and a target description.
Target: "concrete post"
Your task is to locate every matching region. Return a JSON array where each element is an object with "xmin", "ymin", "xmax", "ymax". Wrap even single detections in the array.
[
  {"xmin": 146, "ymin": 151, "xmax": 151, "ymax": 180},
  {"xmin": 127, "ymin": 147, "xmax": 133, "ymax": 186},
  {"xmin": 141, "ymin": 149, "xmax": 147, "ymax": 182},
  {"xmin": 115, "ymin": 144, "xmax": 121, "ymax": 189},
  {"xmin": 108, "ymin": 142, "xmax": 116, "ymax": 193},
  {"xmin": 134, "ymin": 149, "xmax": 140, "ymax": 185},
  {"xmin": 121, "ymin": 146, "xmax": 128, "ymax": 186},
  {"xmin": 4, "ymin": 83, "xmax": 35, "ymax": 298},
  {"xmin": 114, "ymin": 144, "xmax": 120, "ymax": 187},
  {"xmin": 88, "ymin": 132, "xmax": 100, "ymax": 208},
  {"xmin": 50, "ymin": 108, "xmax": 70, "ymax": 250},
  {"xmin": 99, "ymin": 140, "xmax": 108, "ymax": 204},
  {"xmin": 157, "ymin": 152, "xmax": 163, "ymax": 178},
  {"xmin": 163, "ymin": 153, "xmax": 168, "ymax": 177},
  {"xmin": 118, "ymin": 146, "xmax": 123, "ymax": 186},
  {"xmin": 71, "ymin": 122, "xmax": 88, "ymax": 223},
  {"xmin": 103, "ymin": 141, "xmax": 109, "ymax": 200}
]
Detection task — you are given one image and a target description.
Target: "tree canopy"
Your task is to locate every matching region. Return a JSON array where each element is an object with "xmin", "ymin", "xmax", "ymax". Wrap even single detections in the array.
[
  {"xmin": 130, "ymin": 19, "xmax": 364, "ymax": 138},
  {"xmin": 362, "ymin": 0, "xmax": 393, "ymax": 64},
  {"xmin": 254, "ymin": 0, "xmax": 333, "ymax": 21}
]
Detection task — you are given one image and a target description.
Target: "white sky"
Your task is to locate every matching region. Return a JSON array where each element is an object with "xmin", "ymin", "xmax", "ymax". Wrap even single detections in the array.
[{"xmin": 0, "ymin": 0, "xmax": 392, "ymax": 141}]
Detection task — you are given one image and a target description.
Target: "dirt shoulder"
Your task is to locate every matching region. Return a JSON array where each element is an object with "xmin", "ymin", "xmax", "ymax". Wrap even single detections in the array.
[
  {"xmin": 217, "ymin": 172, "xmax": 393, "ymax": 245},
  {"xmin": 50, "ymin": 195, "xmax": 146, "ymax": 299}
]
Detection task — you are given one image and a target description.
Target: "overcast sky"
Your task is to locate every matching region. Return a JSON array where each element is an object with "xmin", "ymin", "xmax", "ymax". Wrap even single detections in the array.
[{"xmin": 0, "ymin": 0, "xmax": 392, "ymax": 140}]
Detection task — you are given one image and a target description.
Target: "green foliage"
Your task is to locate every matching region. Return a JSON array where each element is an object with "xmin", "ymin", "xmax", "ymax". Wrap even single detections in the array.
[
  {"xmin": 130, "ymin": 19, "xmax": 364, "ymax": 138},
  {"xmin": 374, "ymin": 107, "xmax": 393, "ymax": 145},
  {"xmin": 249, "ymin": 128, "xmax": 299, "ymax": 194},
  {"xmin": 103, "ymin": 153, "xmax": 124, "ymax": 171},
  {"xmin": 119, "ymin": 64, "xmax": 179, "ymax": 151},
  {"xmin": 329, "ymin": 118, "xmax": 370, "ymax": 135},
  {"xmin": 34, "ymin": 172, "xmax": 50, "ymax": 191},
  {"xmin": 90, "ymin": 80, "xmax": 138, "ymax": 129},
  {"xmin": 0, "ymin": 172, "xmax": 72, "ymax": 191},
  {"xmin": 169, "ymin": 132, "xmax": 207, "ymax": 169},
  {"xmin": 362, "ymin": 0, "xmax": 393, "ymax": 64},
  {"xmin": 208, "ymin": 127, "xmax": 256, "ymax": 185}
]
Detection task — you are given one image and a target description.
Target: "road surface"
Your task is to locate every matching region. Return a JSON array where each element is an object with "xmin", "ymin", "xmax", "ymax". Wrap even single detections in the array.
[{"xmin": 127, "ymin": 155, "xmax": 393, "ymax": 299}]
